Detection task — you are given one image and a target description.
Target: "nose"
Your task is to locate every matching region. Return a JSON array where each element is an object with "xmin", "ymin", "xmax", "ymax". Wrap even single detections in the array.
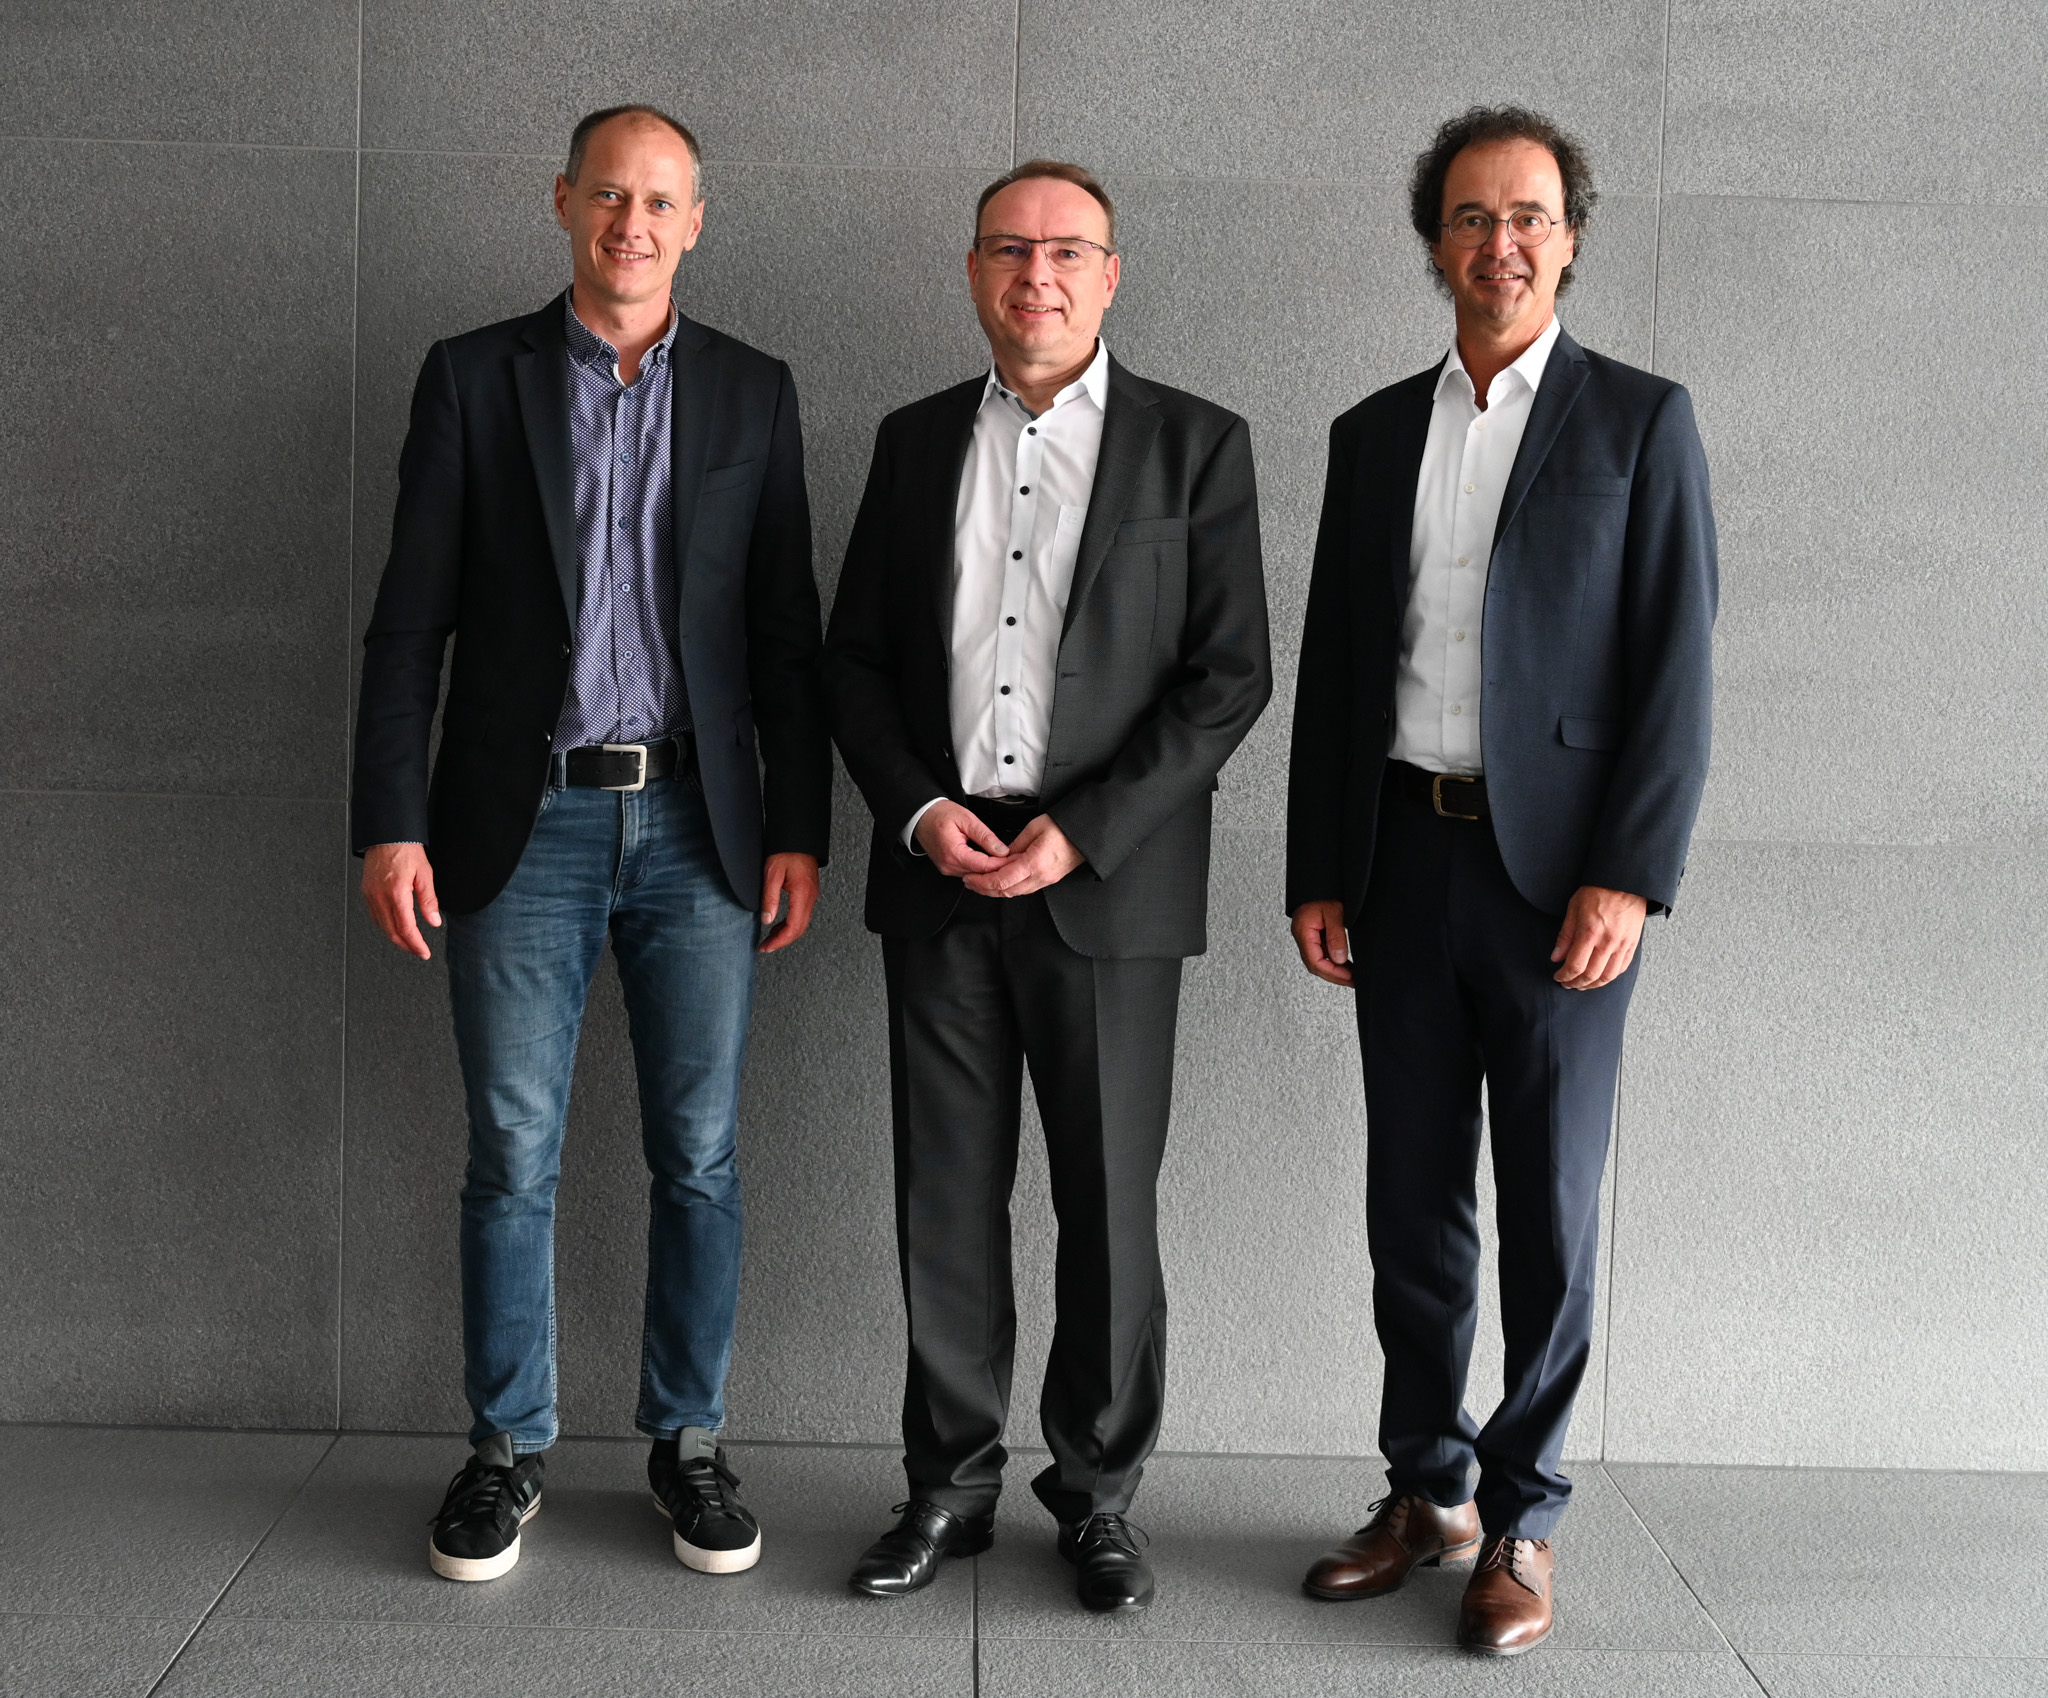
[
  {"xmin": 1481, "ymin": 217, "xmax": 1517, "ymax": 261},
  {"xmin": 1017, "ymin": 241, "xmax": 1059, "ymax": 287}
]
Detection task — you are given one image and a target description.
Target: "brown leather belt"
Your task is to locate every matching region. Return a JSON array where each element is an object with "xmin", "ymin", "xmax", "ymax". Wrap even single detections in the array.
[
  {"xmin": 1389, "ymin": 760, "xmax": 1490, "ymax": 821},
  {"xmin": 555, "ymin": 733, "xmax": 691, "ymax": 792}
]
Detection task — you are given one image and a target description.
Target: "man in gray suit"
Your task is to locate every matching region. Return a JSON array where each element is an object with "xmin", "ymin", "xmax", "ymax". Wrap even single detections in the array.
[
  {"xmin": 1286, "ymin": 107, "xmax": 1716, "ymax": 1654},
  {"xmin": 825, "ymin": 160, "xmax": 1270, "ymax": 1614}
]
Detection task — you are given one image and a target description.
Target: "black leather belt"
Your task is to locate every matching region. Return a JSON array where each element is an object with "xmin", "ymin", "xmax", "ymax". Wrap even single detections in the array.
[
  {"xmin": 1390, "ymin": 760, "xmax": 1490, "ymax": 820},
  {"xmin": 555, "ymin": 734, "xmax": 690, "ymax": 792}
]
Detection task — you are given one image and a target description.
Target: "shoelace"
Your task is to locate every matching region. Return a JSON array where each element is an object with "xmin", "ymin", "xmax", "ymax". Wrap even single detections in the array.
[
  {"xmin": 431, "ymin": 1460, "xmax": 513, "ymax": 1529},
  {"xmin": 1074, "ymin": 1513, "xmax": 1149, "ymax": 1558},
  {"xmin": 1477, "ymin": 1536, "xmax": 1550, "ymax": 1584},
  {"xmin": 1352, "ymin": 1493, "xmax": 1408, "ymax": 1539},
  {"xmin": 678, "ymin": 1453, "xmax": 742, "ymax": 1515}
]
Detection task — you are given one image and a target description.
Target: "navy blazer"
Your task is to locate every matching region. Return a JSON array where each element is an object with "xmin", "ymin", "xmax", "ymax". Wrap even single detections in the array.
[
  {"xmin": 1286, "ymin": 329, "xmax": 1717, "ymax": 920},
  {"xmin": 351, "ymin": 299, "xmax": 832, "ymax": 914}
]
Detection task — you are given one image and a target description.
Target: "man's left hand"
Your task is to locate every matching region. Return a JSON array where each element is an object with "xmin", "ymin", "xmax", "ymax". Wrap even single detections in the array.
[
  {"xmin": 1550, "ymin": 885, "xmax": 1648, "ymax": 990},
  {"xmin": 758, "ymin": 852, "xmax": 821, "ymax": 953},
  {"xmin": 962, "ymin": 814, "xmax": 1083, "ymax": 897}
]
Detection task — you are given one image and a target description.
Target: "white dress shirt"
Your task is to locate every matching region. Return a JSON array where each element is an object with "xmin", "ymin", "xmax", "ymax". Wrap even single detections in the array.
[
  {"xmin": 1389, "ymin": 316, "xmax": 1561, "ymax": 775},
  {"xmin": 905, "ymin": 340, "xmax": 1109, "ymax": 845}
]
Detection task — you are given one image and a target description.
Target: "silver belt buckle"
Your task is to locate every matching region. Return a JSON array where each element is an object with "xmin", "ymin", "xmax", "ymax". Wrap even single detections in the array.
[{"xmin": 600, "ymin": 742, "xmax": 648, "ymax": 793}]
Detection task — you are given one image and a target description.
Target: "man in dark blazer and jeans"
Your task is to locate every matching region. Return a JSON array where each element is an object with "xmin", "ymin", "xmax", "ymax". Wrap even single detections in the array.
[
  {"xmin": 1288, "ymin": 108, "xmax": 1715, "ymax": 1654},
  {"xmin": 825, "ymin": 160, "xmax": 1269, "ymax": 1614},
  {"xmin": 352, "ymin": 106, "xmax": 830, "ymax": 1584}
]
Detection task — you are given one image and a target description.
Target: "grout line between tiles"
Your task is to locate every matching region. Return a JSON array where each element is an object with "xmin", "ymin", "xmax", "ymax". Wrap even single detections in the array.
[
  {"xmin": 1602, "ymin": 1464, "xmax": 1775, "ymax": 1697},
  {"xmin": 1008, "ymin": 0, "xmax": 1022, "ymax": 170},
  {"xmin": 140, "ymin": 1433, "xmax": 340, "ymax": 1697},
  {"xmin": 1648, "ymin": 0, "xmax": 1671, "ymax": 375}
]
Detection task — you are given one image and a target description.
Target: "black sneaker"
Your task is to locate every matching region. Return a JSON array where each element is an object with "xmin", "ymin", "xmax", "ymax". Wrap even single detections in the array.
[
  {"xmin": 428, "ymin": 1434, "xmax": 544, "ymax": 1582},
  {"xmin": 649, "ymin": 1429, "xmax": 762, "ymax": 1574}
]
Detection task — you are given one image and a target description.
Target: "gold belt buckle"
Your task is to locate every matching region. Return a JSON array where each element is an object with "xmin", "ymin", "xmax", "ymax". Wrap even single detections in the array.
[{"xmin": 1432, "ymin": 773, "xmax": 1481, "ymax": 821}]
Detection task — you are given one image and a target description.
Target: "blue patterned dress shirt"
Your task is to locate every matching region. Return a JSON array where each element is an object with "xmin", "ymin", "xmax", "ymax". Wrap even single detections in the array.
[{"xmin": 553, "ymin": 290, "xmax": 690, "ymax": 749}]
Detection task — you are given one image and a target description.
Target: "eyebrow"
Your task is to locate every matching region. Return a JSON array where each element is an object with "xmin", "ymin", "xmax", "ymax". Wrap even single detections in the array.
[{"xmin": 1447, "ymin": 198, "xmax": 1557, "ymax": 216}]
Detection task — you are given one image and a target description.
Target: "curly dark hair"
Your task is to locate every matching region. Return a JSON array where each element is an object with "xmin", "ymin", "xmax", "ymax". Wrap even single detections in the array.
[{"xmin": 1408, "ymin": 106, "xmax": 1596, "ymax": 296}]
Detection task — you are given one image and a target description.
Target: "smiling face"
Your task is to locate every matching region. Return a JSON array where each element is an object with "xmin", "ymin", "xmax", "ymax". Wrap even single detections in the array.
[
  {"xmin": 1430, "ymin": 137, "xmax": 1576, "ymax": 340},
  {"xmin": 968, "ymin": 176, "xmax": 1119, "ymax": 381},
  {"xmin": 553, "ymin": 115, "xmax": 703, "ymax": 314}
]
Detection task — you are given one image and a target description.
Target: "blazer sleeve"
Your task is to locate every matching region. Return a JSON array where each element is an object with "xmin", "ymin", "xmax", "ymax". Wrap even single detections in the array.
[
  {"xmin": 822, "ymin": 419, "xmax": 952, "ymax": 838},
  {"xmin": 744, "ymin": 361, "xmax": 832, "ymax": 865},
  {"xmin": 1577, "ymin": 383, "xmax": 1719, "ymax": 909},
  {"xmin": 1048, "ymin": 414, "xmax": 1273, "ymax": 880},
  {"xmin": 351, "ymin": 341, "xmax": 465, "ymax": 853},
  {"xmin": 1283, "ymin": 413, "xmax": 1358, "ymax": 914}
]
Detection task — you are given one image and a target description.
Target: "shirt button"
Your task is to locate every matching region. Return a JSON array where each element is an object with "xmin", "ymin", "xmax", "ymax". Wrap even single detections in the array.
[
  {"xmin": 1020, "ymin": 486, "xmax": 1030, "ymax": 495},
  {"xmin": 1451, "ymin": 704, "xmax": 1463, "ymax": 715},
  {"xmin": 1003, "ymin": 754, "xmax": 1015, "ymax": 764},
  {"xmin": 1012, "ymin": 551, "xmax": 1023, "ymax": 560},
  {"xmin": 1457, "ymin": 555, "xmax": 1470, "ymax": 567},
  {"xmin": 617, "ymin": 517, "xmax": 629, "ymax": 528},
  {"xmin": 1455, "ymin": 630, "xmax": 1466, "ymax": 641},
  {"xmin": 1005, "ymin": 616, "xmax": 1017, "ymax": 626},
  {"xmin": 999, "ymin": 685, "xmax": 1011, "ymax": 695},
  {"xmin": 1027, "ymin": 427, "xmax": 1037, "ymax": 436},
  {"xmin": 1463, "ymin": 483, "xmax": 1476, "ymax": 494}
]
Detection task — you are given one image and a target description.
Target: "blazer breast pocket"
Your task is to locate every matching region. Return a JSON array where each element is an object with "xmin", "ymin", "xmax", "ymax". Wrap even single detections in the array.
[
  {"xmin": 1112, "ymin": 516, "xmax": 1189, "ymax": 546},
  {"xmin": 698, "ymin": 458, "xmax": 760, "ymax": 496},
  {"xmin": 1537, "ymin": 474, "xmax": 1630, "ymax": 499},
  {"xmin": 1558, "ymin": 715, "xmax": 1623, "ymax": 750}
]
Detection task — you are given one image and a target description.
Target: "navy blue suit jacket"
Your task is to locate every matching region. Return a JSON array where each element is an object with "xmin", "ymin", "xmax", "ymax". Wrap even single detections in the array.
[
  {"xmin": 351, "ymin": 300, "xmax": 832, "ymax": 914},
  {"xmin": 1286, "ymin": 329, "xmax": 1717, "ymax": 920}
]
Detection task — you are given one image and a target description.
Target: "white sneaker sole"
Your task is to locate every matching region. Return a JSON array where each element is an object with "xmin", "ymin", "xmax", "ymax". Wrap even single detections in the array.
[
  {"xmin": 429, "ymin": 1500, "xmax": 539, "ymax": 1582},
  {"xmin": 653, "ymin": 1492, "xmax": 763, "ymax": 1573}
]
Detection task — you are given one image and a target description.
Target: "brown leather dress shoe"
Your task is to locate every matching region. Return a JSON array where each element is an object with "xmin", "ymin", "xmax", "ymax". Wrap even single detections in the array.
[
  {"xmin": 1302, "ymin": 1494, "xmax": 1482, "ymax": 1600},
  {"xmin": 1456, "ymin": 1535, "xmax": 1554, "ymax": 1654}
]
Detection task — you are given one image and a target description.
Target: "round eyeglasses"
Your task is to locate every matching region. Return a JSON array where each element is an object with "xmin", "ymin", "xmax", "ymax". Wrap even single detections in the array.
[
  {"xmin": 1439, "ymin": 210, "xmax": 1568, "ymax": 249},
  {"xmin": 973, "ymin": 234, "xmax": 1115, "ymax": 272}
]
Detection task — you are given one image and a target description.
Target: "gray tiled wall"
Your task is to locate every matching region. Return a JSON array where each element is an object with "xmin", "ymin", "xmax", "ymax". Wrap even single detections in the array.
[{"xmin": 1, "ymin": 1, "xmax": 2037, "ymax": 1469}]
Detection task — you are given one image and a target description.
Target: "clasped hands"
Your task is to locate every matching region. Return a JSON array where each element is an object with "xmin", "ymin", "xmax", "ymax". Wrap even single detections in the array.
[
  {"xmin": 1292, "ymin": 883, "xmax": 1648, "ymax": 992},
  {"xmin": 914, "ymin": 799, "xmax": 1083, "ymax": 897}
]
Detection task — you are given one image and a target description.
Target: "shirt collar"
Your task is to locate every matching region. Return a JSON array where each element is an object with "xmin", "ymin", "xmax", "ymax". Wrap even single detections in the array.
[
  {"xmin": 1435, "ymin": 316, "xmax": 1562, "ymax": 407},
  {"xmin": 982, "ymin": 338, "xmax": 1111, "ymax": 418},
  {"xmin": 563, "ymin": 288, "xmax": 680, "ymax": 379}
]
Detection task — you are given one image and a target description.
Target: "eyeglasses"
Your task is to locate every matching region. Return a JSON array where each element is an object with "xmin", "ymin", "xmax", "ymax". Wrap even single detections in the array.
[
  {"xmin": 1439, "ymin": 210, "xmax": 1569, "ymax": 249},
  {"xmin": 973, "ymin": 234, "xmax": 1115, "ymax": 272}
]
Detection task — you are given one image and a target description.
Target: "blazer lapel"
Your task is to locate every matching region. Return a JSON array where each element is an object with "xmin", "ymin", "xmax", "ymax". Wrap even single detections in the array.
[
  {"xmin": 513, "ymin": 309, "xmax": 580, "ymax": 624},
  {"xmin": 666, "ymin": 313, "xmax": 716, "ymax": 595},
  {"xmin": 1061, "ymin": 358, "xmax": 1162, "ymax": 637},
  {"xmin": 1381, "ymin": 362, "xmax": 1442, "ymax": 617},
  {"xmin": 1493, "ymin": 328, "xmax": 1589, "ymax": 547},
  {"xmin": 924, "ymin": 377, "xmax": 987, "ymax": 647}
]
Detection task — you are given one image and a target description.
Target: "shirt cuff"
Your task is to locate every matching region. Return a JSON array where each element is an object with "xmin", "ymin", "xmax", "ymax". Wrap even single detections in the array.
[{"xmin": 902, "ymin": 797, "xmax": 946, "ymax": 854}]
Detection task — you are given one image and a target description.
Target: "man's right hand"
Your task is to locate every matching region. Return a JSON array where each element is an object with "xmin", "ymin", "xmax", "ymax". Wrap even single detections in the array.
[
  {"xmin": 362, "ymin": 842, "xmax": 442, "ymax": 960},
  {"xmin": 1291, "ymin": 899, "xmax": 1354, "ymax": 987},
  {"xmin": 914, "ymin": 800, "xmax": 1014, "ymax": 880}
]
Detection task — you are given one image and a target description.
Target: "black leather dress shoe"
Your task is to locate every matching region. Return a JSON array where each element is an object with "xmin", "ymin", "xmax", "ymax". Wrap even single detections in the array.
[
  {"xmin": 847, "ymin": 1500, "xmax": 995, "ymax": 1597},
  {"xmin": 1059, "ymin": 1513, "xmax": 1155, "ymax": 1612}
]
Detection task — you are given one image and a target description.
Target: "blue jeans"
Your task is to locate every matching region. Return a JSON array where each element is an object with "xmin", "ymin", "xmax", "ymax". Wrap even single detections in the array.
[{"xmin": 445, "ymin": 775, "xmax": 757, "ymax": 1453}]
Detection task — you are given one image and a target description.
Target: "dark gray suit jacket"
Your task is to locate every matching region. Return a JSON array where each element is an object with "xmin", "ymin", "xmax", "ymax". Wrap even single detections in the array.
[
  {"xmin": 824, "ymin": 356, "xmax": 1271, "ymax": 959},
  {"xmin": 1286, "ymin": 329, "xmax": 1717, "ymax": 920},
  {"xmin": 352, "ymin": 300, "xmax": 832, "ymax": 914}
]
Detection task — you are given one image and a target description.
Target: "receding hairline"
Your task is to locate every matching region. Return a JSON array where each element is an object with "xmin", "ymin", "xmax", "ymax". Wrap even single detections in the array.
[
  {"xmin": 564, "ymin": 105, "xmax": 703, "ymax": 201},
  {"xmin": 974, "ymin": 159, "xmax": 1116, "ymax": 250}
]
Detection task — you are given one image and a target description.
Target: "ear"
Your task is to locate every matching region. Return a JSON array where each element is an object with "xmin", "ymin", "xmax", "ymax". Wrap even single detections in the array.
[{"xmin": 553, "ymin": 174, "xmax": 572, "ymax": 231}]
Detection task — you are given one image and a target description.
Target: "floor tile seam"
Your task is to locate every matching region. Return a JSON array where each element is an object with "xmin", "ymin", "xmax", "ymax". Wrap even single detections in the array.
[
  {"xmin": 1744, "ymin": 1652, "xmax": 2048, "ymax": 1663},
  {"xmin": 199, "ymin": 1616, "xmax": 973, "ymax": 1643},
  {"xmin": 1599, "ymin": 1464, "xmax": 1774, "ymax": 1697},
  {"xmin": 141, "ymin": 1432, "xmax": 342, "ymax": 1698},
  {"xmin": 0, "ymin": 1609, "xmax": 196, "ymax": 1624},
  {"xmin": 975, "ymin": 1634, "xmax": 1754, "ymax": 1654},
  {"xmin": 1605, "ymin": 1458, "xmax": 2048, "ymax": 1481}
]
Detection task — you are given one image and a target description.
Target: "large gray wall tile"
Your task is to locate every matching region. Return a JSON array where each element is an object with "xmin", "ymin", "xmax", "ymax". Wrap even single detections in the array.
[
  {"xmin": 1748, "ymin": 1656, "xmax": 2048, "ymax": 1698},
  {"xmin": 0, "ymin": 1, "xmax": 359, "ymax": 147},
  {"xmin": 360, "ymin": 0, "xmax": 1015, "ymax": 166},
  {"xmin": 1658, "ymin": 197, "xmax": 2048, "ymax": 849},
  {"xmin": 0, "ymin": 141, "xmax": 355, "ymax": 797},
  {"xmin": 1666, "ymin": 0, "xmax": 2048, "ymax": 203},
  {"xmin": 1018, "ymin": 0, "xmax": 1666, "ymax": 191},
  {"xmin": 0, "ymin": 1427, "xmax": 331, "ymax": 1617},
  {"xmin": 1606, "ymin": 841, "xmax": 2048, "ymax": 1469},
  {"xmin": 0, "ymin": 795, "xmax": 344, "ymax": 1426}
]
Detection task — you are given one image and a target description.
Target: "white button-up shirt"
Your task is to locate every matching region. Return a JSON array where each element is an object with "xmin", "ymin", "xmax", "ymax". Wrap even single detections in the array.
[
  {"xmin": 905, "ymin": 341, "xmax": 1109, "ymax": 843},
  {"xmin": 1388, "ymin": 316, "xmax": 1561, "ymax": 775}
]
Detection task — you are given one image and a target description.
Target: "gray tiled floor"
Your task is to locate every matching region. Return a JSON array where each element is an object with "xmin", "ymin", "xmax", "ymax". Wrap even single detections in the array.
[{"xmin": 1, "ymin": 1427, "xmax": 2040, "ymax": 1697}]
